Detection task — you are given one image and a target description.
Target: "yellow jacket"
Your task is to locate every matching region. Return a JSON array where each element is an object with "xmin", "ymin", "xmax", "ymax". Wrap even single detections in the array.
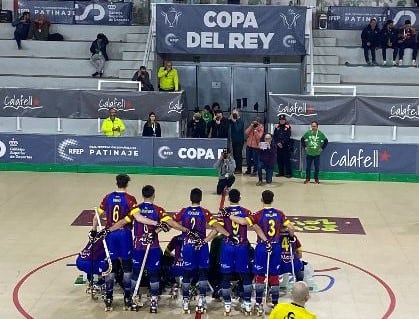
[
  {"xmin": 158, "ymin": 66, "xmax": 179, "ymax": 91},
  {"xmin": 101, "ymin": 117, "xmax": 126, "ymax": 137}
]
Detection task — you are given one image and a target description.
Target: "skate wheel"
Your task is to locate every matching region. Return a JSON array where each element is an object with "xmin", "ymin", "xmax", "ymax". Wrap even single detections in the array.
[{"xmin": 105, "ymin": 307, "xmax": 113, "ymax": 312}]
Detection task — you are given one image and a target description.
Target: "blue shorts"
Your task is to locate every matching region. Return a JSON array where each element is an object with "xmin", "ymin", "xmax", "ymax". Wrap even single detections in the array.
[
  {"xmin": 76, "ymin": 257, "xmax": 109, "ymax": 276},
  {"xmin": 280, "ymin": 259, "xmax": 303, "ymax": 275},
  {"xmin": 105, "ymin": 229, "xmax": 133, "ymax": 260},
  {"xmin": 220, "ymin": 242, "xmax": 250, "ymax": 274},
  {"xmin": 182, "ymin": 243, "xmax": 209, "ymax": 270},
  {"xmin": 132, "ymin": 246, "xmax": 161, "ymax": 272},
  {"xmin": 253, "ymin": 243, "xmax": 281, "ymax": 276}
]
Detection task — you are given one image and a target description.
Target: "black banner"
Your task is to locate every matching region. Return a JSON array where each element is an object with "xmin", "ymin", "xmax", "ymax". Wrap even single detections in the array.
[
  {"xmin": 0, "ymin": 88, "xmax": 186, "ymax": 121},
  {"xmin": 268, "ymin": 95, "xmax": 356, "ymax": 125},
  {"xmin": 18, "ymin": 0, "xmax": 75, "ymax": 24},
  {"xmin": 327, "ymin": 6, "xmax": 388, "ymax": 30},
  {"xmin": 156, "ymin": 4, "xmax": 306, "ymax": 56},
  {"xmin": 74, "ymin": 1, "xmax": 132, "ymax": 26}
]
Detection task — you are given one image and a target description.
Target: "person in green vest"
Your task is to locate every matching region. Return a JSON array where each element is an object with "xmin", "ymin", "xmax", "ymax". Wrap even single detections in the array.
[
  {"xmin": 158, "ymin": 60, "xmax": 179, "ymax": 92},
  {"xmin": 300, "ymin": 121, "xmax": 328, "ymax": 184}
]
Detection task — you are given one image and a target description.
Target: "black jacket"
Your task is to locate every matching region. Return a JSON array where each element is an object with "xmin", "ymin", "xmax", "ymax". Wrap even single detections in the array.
[
  {"xmin": 273, "ymin": 123, "xmax": 292, "ymax": 150},
  {"xmin": 142, "ymin": 122, "xmax": 161, "ymax": 137},
  {"xmin": 131, "ymin": 71, "xmax": 154, "ymax": 91},
  {"xmin": 380, "ymin": 25, "xmax": 398, "ymax": 47},
  {"xmin": 209, "ymin": 117, "xmax": 229, "ymax": 139},
  {"xmin": 90, "ymin": 36, "xmax": 109, "ymax": 61},
  {"xmin": 187, "ymin": 119, "xmax": 207, "ymax": 138},
  {"xmin": 361, "ymin": 24, "xmax": 380, "ymax": 48}
]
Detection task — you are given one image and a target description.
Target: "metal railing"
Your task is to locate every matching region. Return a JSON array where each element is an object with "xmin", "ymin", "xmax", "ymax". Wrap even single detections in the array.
[
  {"xmin": 97, "ymin": 80, "xmax": 143, "ymax": 91},
  {"xmin": 142, "ymin": 3, "xmax": 156, "ymax": 69},
  {"xmin": 310, "ymin": 85, "xmax": 357, "ymax": 96}
]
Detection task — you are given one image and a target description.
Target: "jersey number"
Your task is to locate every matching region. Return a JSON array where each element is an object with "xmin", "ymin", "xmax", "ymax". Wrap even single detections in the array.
[
  {"xmin": 281, "ymin": 237, "xmax": 289, "ymax": 251},
  {"xmin": 268, "ymin": 219, "xmax": 276, "ymax": 237},
  {"xmin": 191, "ymin": 217, "xmax": 196, "ymax": 230},
  {"xmin": 112, "ymin": 205, "xmax": 120, "ymax": 223}
]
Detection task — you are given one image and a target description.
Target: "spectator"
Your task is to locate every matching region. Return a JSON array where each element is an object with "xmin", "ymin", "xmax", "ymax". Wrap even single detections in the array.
[
  {"xmin": 229, "ymin": 108, "xmax": 244, "ymax": 174},
  {"xmin": 361, "ymin": 18, "xmax": 380, "ymax": 65},
  {"xmin": 301, "ymin": 121, "xmax": 328, "ymax": 184},
  {"xmin": 273, "ymin": 114, "xmax": 292, "ymax": 178},
  {"xmin": 397, "ymin": 19, "xmax": 417, "ymax": 66},
  {"xmin": 211, "ymin": 102, "xmax": 221, "ymax": 115},
  {"xmin": 12, "ymin": 12, "xmax": 31, "ymax": 49},
  {"xmin": 187, "ymin": 110, "xmax": 207, "ymax": 138},
  {"xmin": 268, "ymin": 281, "xmax": 317, "ymax": 319},
  {"xmin": 142, "ymin": 112, "xmax": 161, "ymax": 137},
  {"xmin": 131, "ymin": 66, "xmax": 154, "ymax": 91},
  {"xmin": 244, "ymin": 117, "xmax": 264, "ymax": 176},
  {"xmin": 158, "ymin": 60, "xmax": 179, "ymax": 91},
  {"xmin": 201, "ymin": 105, "xmax": 213, "ymax": 136},
  {"xmin": 90, "ymin": 33, "xmax": 109, "ymax": 77},
  {"xmin": 208, "ymin": 110, "xmax": 229, "ymax": 139},
  {"xmin": 213, "ymin": 148, "xmax": 236, "ymax": 195},
  {"xmin": 28, "ymin": 14, "xmax": 50, "ymax": 40},
  {"xmin": 380, "ymin": 19, "xmax": 399, "ymax": 66},
  {"xmin": 256, "ymin": 133, "xmax": 277, "ymax": 186},
  {"xmin": 101, "ymin": 108, "xmax": 125, "ymax": 137}
]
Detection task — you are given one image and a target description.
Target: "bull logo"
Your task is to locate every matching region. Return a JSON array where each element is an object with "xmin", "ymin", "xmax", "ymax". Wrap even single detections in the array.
[
  {"xmin": 280, "ymin": 9, "xmax": 301, "ymax": 29},
  {"xmin": 161, "ymin": 7, "xmax": 182, "ymax": 28}
]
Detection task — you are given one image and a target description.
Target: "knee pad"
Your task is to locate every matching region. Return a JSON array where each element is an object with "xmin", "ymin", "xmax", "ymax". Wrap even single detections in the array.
[
  {"xmin": 121, "ymin": 259, "xmax": 132, "ymax": 272},
  {"xmin": 268, "ymin": 275, "xmax": 279, "ymax": 286}
]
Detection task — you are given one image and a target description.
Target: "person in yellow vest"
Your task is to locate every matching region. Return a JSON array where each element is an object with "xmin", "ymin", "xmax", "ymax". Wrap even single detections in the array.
[
  {"xmin": 101, "ymin": 108, "xmax": 126, "ymax": 137},
  {"xmin": 269, "ymin": 281, "xmax": 317, "ymax": 319},
  {"xmin": 157, "ymin": 60, "xmax": 179, "ymax": 92}
]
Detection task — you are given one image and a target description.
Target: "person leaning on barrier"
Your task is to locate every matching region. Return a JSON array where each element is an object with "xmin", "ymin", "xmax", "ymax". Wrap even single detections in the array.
[
  {"xmin": 158, "ymin": 60, "xmax": 179, "ymax": 92},
  {"xmin": 268, "ymin": 281, "xmax": 317, "ymax": 319},
  {"xmin": 214, "ymin": 148, "xmax": 236, "ymax": 195},
  {"xmin": 131, "ymin": 66, "xmax": 154, "ymax": 91},
  {"xmin": 101, "ymin": 108, "xmax": 126, "ymax": 137}
]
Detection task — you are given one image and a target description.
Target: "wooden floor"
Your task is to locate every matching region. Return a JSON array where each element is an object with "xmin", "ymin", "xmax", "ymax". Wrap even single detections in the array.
[{"xmin": 1, "ymin": 171, "xmax": 418, "ymax": 319}]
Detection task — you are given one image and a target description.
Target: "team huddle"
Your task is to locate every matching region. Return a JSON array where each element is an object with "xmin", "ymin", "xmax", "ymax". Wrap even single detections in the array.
[{"xmin": 76, "ymin": 174, "xmax": 310, "ymax": 317}]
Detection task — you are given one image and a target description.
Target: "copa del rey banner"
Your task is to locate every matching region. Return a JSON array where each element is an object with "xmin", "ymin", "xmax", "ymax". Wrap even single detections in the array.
[{"xmin": 156, "ymin": 4, "xmax": 306, "ymax": 56}]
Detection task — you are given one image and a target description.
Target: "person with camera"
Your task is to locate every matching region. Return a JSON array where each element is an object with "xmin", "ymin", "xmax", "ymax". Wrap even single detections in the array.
[
  {"xmin": 187, "ymin": 108, "xmax": 207, "ymax": 138},
  {"xmin": 208, "ymin": 110, "xmax": 229, "ymax": 139},
  {"xmin": 244, "ymin": 117, "xmax": 264, "ymax": 176},
  {"xmin": 132, "ymin": 66, "xmax": 154, "ymax": 91},
  {"xmin": 397, "ymin": 19, "xmax": 417, "ymax": 66},
  {"xmin": 256, "ymin": 133, "xmax": 277, "ymax": 186},
  {"xmin": 214, "ymin": 148, "xmax": 236, "ymax": 195},
  {"xmin": 229, "ymin": 109, "xmax": 245, "ymax": 174},
  {"xmin": 158, "ymin": 60, "xmax": 179, "ymax": 91}
]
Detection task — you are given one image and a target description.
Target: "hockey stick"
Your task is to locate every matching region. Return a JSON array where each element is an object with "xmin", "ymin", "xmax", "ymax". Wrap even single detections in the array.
[
  {"xmin": 94, "ymin": 207, "xmax": 112, "ymax": 276},
  {"xmin": 289, "ymin": 236, "xmax": 296, "ymax": 284},
  {"xmin": 263, "ymin": 249, "xmax": 271, "ymax": 319},
  {"xmin": 132, "ymin": 241, "xmax": 151, "ymax": 306}
]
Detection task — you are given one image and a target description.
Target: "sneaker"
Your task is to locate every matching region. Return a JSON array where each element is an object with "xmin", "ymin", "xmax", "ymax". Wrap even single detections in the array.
[
  {"xmin": 256, "ymin": 181, "xmax": 263, "ymax": 186},
  {"xmin": 315, "ymin": 179, "xmax": 320, "ymax": 184},
  {"xmin": 383, "ymin": 61, "xmax": 387, "ymax": 66},
  {"xmin": 372, "ymin": 61, "xmax": 378, "ymax": 66},
  {"xmin": 304, "ymin": 179, "xmax": 310, "ymax": 184},
  {"xmin": 367, "ymin": 61, "xmax": 372, "ymax": 66},
  {"xmin": 99, "ymin": 72, "xmax": 104, "ymax": 77},
  {"xmin": 412, "ymin": 59, "xmax": 416, "ymax": 66},
  {"xmin": 92, "ymin": 72, "xmax": 99, "ymax": 77},
  {"xmin": 392, "ymin": 60, "xmax": 397, "ymax": 66},
  {"xmin": 399, "ymin": 59, "xmax": 403, "ymax": 66}
]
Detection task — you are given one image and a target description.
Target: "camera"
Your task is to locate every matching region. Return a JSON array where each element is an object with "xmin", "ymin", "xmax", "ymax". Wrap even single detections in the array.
[
  {"xmin": 232, "ymin": 113, "xmax": 238, "ymax": 120},
  {"xmin": 252, "ymin": 122, "xmax": 258, "ymax": 128}
]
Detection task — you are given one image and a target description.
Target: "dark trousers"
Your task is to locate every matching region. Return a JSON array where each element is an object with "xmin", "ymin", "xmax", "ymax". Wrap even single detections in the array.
[
  {"xmin": 216, "ymin": 176, "xmax": 235, "ymax": 194},
  {"xmin": 276, "ymin": 148, "xmax": 292, "ymax": 176},
  {"xmin": 399, "ymin": 39, "xmax": 417, "ymax": 60},
  {"xmin": 305, "ymin": 155, "xmax": 320, "ymax": 180},
  {"xmin": 363, "ymin": 46, "xmax": 376, "ymax": 63},
  {"xmin": 14, "ymin": 31, "xmax": 25, "ymax": 49},
  {"xmin": 232, "ymin": 141, "xmax": 244, "ymax": 172},
  {"xmin": 382, "ymin": 46, "xmax": 399, "ymax": 61},
  {"xmin": 257, "ymin": 161, "xmax": 273, "ymax": 183},
  {"xmin": 246, "ymin": 146, "xmax": 259, "ymax": 173}
]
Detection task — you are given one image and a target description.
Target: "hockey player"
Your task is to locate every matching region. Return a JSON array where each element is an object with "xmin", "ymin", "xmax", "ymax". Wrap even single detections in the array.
[
  {"xmin": 89, "ymin": 174, "xmax": 138, "ymax": 311},
  {"xmin": 251, "ymin": 190, "xmax": 294, "ymax": 315},
  {"xmin": 172, "ymin": 188, "xmax": 236, "ymax": 314},
  {"xmin": 218, "ymin": 189, "xmax": 270, "ymax": 316},
  {"xmin": 279, "ymin": 229, "xmax": 304, "ymax": 282}
]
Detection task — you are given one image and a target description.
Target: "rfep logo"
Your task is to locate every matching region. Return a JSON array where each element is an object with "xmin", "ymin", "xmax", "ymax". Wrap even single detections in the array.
[
  {"xmin": 0, "ymin": 141, "xmax": 6, "ymax": 158},
  {"xmin": 58, "ymin": 138, "xmax": 83, "ymax": 161}
]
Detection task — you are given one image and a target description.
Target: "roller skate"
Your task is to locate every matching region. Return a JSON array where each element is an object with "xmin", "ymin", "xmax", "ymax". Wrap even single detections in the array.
[
  {"xmin": 132, "ymin": 294, "xmax": 144, "ymax": 310},
  {"xmin": 150, "ymin": 296, "xmax": 158, "ymax": 313},
  {"xmin": 170, "ymin": 283, "xmax": 179, "ymax": 299},
  {"xmin": 241, "ymin": 301, "xmax": 252, "ymax": 316},
  {"xmin": 195, "ymin": 296, "xmax": 207, "ymax": 314},
  {"xmin": 223, "ymin": 302, "xmax": 232, "ymax": 316},
  {"xmin": 104, "ymin": 295, "xmax": 113, "ymax": 312},
  {"xmin": 182, "ymin": 297, "xmax": 191, "ymax": 314},
  {"xmin": 254, "ymin": 303, "xmax": 264, "ymax": 316},
  {"xmin": 85, "ymin": 282, "xmax": 98, "ymax": 299},
  {"xmin": 123, "ymin": 293, "xmax": 132, "ymax": 311}
]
